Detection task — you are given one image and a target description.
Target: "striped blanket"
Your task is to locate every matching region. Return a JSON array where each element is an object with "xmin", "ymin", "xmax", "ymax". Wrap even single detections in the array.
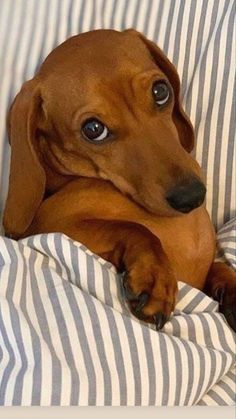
[
  {"xmin": 0, "ymin": 219, "xmax": 235, "ymax": 406},
  {"xmin": 0, "ymin": 0, "xmax": 235, "ymax": 406}
]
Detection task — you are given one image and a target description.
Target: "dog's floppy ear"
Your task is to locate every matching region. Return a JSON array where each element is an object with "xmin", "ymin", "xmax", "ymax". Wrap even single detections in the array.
[
  {"xmin": 3, "ymin": 78, "xmax": 46, "ymax": 238},
  {"xmin": 125, "ymin": 29, "xmax": 194, "ymax": 153}
]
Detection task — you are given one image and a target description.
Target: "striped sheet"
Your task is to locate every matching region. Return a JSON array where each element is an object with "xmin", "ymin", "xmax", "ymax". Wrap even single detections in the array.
[
  {"xmin": 0, "ymin": 230, "xmax": 235, "ymax": 406},
  {"xmin": 215, "ymin": 218, "xmax": 236, "ymax": 269},
  {"xmin": 0, "ymin": 0, "xmax": 235, "ymax": 230}
]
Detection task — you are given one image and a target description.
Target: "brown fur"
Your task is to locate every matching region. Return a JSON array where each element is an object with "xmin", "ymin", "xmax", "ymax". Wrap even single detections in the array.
[{"xmin": 3, "ymin": 29, "xmax": 236, "ymax": 330}]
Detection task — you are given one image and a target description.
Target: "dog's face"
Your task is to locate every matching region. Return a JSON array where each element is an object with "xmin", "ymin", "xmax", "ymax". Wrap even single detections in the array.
[{"xmin": 4, "ymin": 29, "xmax": 206, "ymax": 237}]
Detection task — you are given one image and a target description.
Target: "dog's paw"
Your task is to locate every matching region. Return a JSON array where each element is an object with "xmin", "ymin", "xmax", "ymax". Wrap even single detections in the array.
[
  {"xmin": 214, "ymin": 284, "xmax": 236, "ymax": 332},
  {"xmin": 123, "ymin": 252, "xmax": 177, "ymax": 330}
]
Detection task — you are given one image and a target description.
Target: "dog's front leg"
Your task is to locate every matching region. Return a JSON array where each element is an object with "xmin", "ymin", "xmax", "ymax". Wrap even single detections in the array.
[
  {"xmin": 204, "ymin": 262, "xmax": 236, "ymax": 332},
  {"xmin": 69, "ymin": 219, "xmax": 177, "ymax": 330}
]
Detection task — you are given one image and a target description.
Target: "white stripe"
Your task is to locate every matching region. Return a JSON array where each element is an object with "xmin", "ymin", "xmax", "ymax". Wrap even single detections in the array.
[
  {"xmin": 1, "ymin": 301, "xmax": 23, "ymax": 405},
  {"xmin": 163, "ymin": 335, "xmax": 176, "ymax": 405},
  {"xmin": 111, "ymin": 314, "xmax": 135, "ymax": 405},
  {"xmin": 92, "ymin": 301, "xmax": 121, "ymax": 405},
  {"xmin": 40, "ymin": 0, "xmax": 60, "ymax": 60},
  {"xmin": 131, "ymin": 322, "xmax": 150, "ymax": 405},
  {"xmin": 136, "ymin": 0, "xmax": 149, "ymax": 34},
  {"xmin": 171, "ymin": 337, "xmax": 190, "ymax": 405},
  {"xmin": 146, "ymin": 0, "xmax": 161, "ymax": 40},
  {"xmin": 156, "ymin": 0, "xmax": 172, "ymax": 48},
  {"xmin": 81, "ymin": 0, "xmax": 94, "ymax": 33},
  {"xmin": 71, "ymin": 290, "xmax": 105, "ymax": 405},
  {"xmin": 93, "ymin": 0, "xmax": 103, "ymax": 29},
  {"xmin": 183, "ymin": 0, "xmax": 204, "ymax": 103},
  {"xmin": 49, "ymin": 272, "xmax": 90, "ymax": 405},
  {"xmin": 26, "ymin": 246, "xmax": 54, "ymax": 406},
  {"xmin": 166, "ymin": 0, "xmax": 183, "ymax": 61},
  {"xmin": 70, "ymin": 0, "xmax": 84, "ymax": 35},
  {"xmin": 11, "ymin": 243, "xmax": 34, "ymax": 405},
  {"xmin": 57, "ymin": 0, "xmax": 71, "ymax": 45}
]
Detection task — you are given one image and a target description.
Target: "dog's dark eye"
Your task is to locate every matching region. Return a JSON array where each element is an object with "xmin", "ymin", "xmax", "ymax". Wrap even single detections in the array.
[
  {"xmin": 81, "ymin": 118, "xmax": 109, "ymax": 142},
  {"xmin": 152, "ymin": 80, "xmax": 170, "ymax": 106}
]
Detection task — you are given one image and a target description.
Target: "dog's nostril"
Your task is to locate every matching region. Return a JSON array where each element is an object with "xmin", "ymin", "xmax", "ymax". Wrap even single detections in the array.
[{"xmin": 166, "ymin": 179, "xmax": 206, "ymax": 213}]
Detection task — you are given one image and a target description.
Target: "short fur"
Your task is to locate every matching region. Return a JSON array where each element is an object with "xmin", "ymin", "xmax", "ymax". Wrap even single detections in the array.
[{"xmin": 4, "ymin": 29, "xmax": 236, "ymax": 330}]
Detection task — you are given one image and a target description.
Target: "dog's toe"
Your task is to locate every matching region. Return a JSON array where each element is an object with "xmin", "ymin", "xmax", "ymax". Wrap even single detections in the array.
[{"xmin": 153, "ymin": 312, "xmax": 169, "ymax": 331}]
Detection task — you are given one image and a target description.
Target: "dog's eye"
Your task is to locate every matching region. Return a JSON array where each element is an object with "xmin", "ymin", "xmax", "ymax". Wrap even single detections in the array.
[
  {"xmin": 152, "ymin": 80, "xmax": 170, "ymax": 106},
  {"xmin": 81, "ymin": 118, "xmax": 109, "ymax": 142}
]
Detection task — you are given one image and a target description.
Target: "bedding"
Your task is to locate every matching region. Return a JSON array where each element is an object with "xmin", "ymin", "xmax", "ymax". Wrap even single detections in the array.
[
  {"xmin": 0, "ymin": 0, "xmax": 235, "ymax": 406},
  {"xmin": 0, "ymin": 221, "xmax": 235, "ymax": 406}
]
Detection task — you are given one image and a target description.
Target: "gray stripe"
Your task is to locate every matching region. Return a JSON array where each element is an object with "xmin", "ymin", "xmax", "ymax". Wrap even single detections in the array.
[
  {"xmin": 143, "ymin": 0, "xmax": 154, "ymax": 37},
  {"xmin": 172, "ymin": 0, "xmax": 187, "ymax": 67},
  {"xmin": 141, "ymin": 326, "xmax": 156, "ymax": 405},
  {"xmin": 62, "ymin": 286, "xmax": 96, "ymax": 404},
  {"xmin": 86, "ymin": 253, "xmax": 96, "ymax": 297},
  {"xmin": 110, "ymin": 0, "xmax": 119, "ymax": 29},
  {"xmin": 78, "ymin": 0, "xmax": 86, "ymax": 34},
  {"xmin": 153, "ymin": 0, "xmax": 164, "ymax": 43},
  {"xmin": 89, "ymin": 0, "xmax": 97, "ymax": 32},
  {"xmin": 53, "ymin": 234, "xmax": 73, "ymax": 280},
  {"xmin": 192, "ymin": 345, "xmax": 206, "ymax": 405},
  {"xmin": 68, "ymin": 240, "xmax": 82, "ymax": 288},
  {"xmin": 0, "ymin": 240, "xmax": 17, "ymax": 405},
  {"xmin": 101, "ymin": 266, "xmax": 114, "ymax": 308},
  {"xmin": 217, "ymin": 381, "xmax": 236, "ymax": 402},
  {"xmin": 205, "ymin": 389, "xmax": 228, "ymax": 405},
  {"xmin": 210, "ymin": 1, "xmax": 235, "ymax": 226},
  {"xmin": 82, "ymin": 296, "xmax": 112, "ymax": 405},
  {"xmin": 35, "ymin": 1, "xmax": 54, "ymax": 73},
  {"xmin": 224, "ymin": 90, "xmax": 236, "ymax": 225},
  {"xmin": 195, "ymin": 0, "xmax": 221, "ymax": 142},
  {"xmin": 216, "ymin": 2, "xmax": 235, "ymax": 224},
  {"xmin": 184, "ymin": 292, "xmax": 211, "ymax": 313},
  {"xmin": 43, "ymin": 235, "xmax": 81, "ymax": 405},
  {"xmin": 185, "ymin": 0, "xmax": 208, "ymax": 118},
  {"xmin": 28, "ymin": 237, "xmax": 61, "ymax": 405},
  {"xmin": 179, "ymin": 317, "xmax": 196, "ymax": 404},
  {"xmin": 66, "ymin": 0, "xmax": 74, "ymax": 39},
  {"xmin": 122, "ymin": 317, "xmax": 141, "ymax": 405},
  {"xmin": 3, "ymin": 241, "xmax": 27, "ymax": 406},
  {"xmin": 0, "ymin": 0, "xmax": 13, "ymax": 81},
  {"xmin": 181, "ymin": 0, "xmax": 198, "ymax": 96},
  {"xmin": 171, "ymin": 338, "xmax": 182, "ymax": 405},
  {"xmin": 159, "ymin": 333, "xmax": 169, "ymax": 405},
  {"xmin": 106, "ymin": 309, "xmax": 127, "ymax": 405},
  {"xmin": 100, "ymin": 0, "xmax": 106, "ymax": 28},
  {"xmin": 218, "ymin": 236, "xmax": 236, "ymax": 243},
  {"xmin": 162, "ymin": 0, "xmax": 175, "ymax": 55},
  {"xmin": 0, "ymin": 305, "xmax": 16, "ymax": 404},
  {"xmin": 227, "ymin": 370, "xmax": 236, "ymax": 381},
  {"xmin": 15, "ymin": 242, "xmax": 42, "ymax": 405},
  {"xmin": 176, "ymin": 284, "xmax": 191, "ymax": 302}
]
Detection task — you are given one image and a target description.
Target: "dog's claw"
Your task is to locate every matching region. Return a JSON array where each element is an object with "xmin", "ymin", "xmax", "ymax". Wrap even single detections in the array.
[
  {"xmin": 123, "ymin": 280, "xmax": 136, "ymax": 300},
  {"xmin": 219, "ymin": 304, "xmax": 236, "ymax": 332},
  {"xmin": 153, "ymin": 313, "xmax": 168, "ymax": 331},
  {"xmin": 214, "ymin": 287, "xmax": 225, "ymax": 306},
  {"xmin": 134, "ymin": 292, "xmax": 149, "ymax": 313}
]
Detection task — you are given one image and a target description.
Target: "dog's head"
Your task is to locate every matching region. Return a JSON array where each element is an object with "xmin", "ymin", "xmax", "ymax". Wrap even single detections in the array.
[{"xmin": 4, "ymin": 29, "xmax": 205, "ymax": 238}]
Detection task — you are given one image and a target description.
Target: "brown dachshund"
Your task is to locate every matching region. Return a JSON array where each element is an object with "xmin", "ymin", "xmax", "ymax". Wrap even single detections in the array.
[{"xmin": 3, "ymin": 29, "xmax": 236, "ymax": 331}]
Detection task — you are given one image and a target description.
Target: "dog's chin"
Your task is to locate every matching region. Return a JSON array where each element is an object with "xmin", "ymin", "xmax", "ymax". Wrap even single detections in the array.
[{"xmin": 130, "ymin": 194, "xmax": 182, "ymax": 218}]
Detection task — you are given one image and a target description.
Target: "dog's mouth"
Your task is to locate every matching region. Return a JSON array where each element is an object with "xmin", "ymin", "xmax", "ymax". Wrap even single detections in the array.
[{"xmin": 129, "ymin": 177, "xmax": 206, "ymax": 217}]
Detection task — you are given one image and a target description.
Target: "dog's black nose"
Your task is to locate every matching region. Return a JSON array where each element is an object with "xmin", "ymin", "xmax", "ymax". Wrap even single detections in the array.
[{"xmin": 166, "ymin": 178, "xmax": 206, "ymax": 213}]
